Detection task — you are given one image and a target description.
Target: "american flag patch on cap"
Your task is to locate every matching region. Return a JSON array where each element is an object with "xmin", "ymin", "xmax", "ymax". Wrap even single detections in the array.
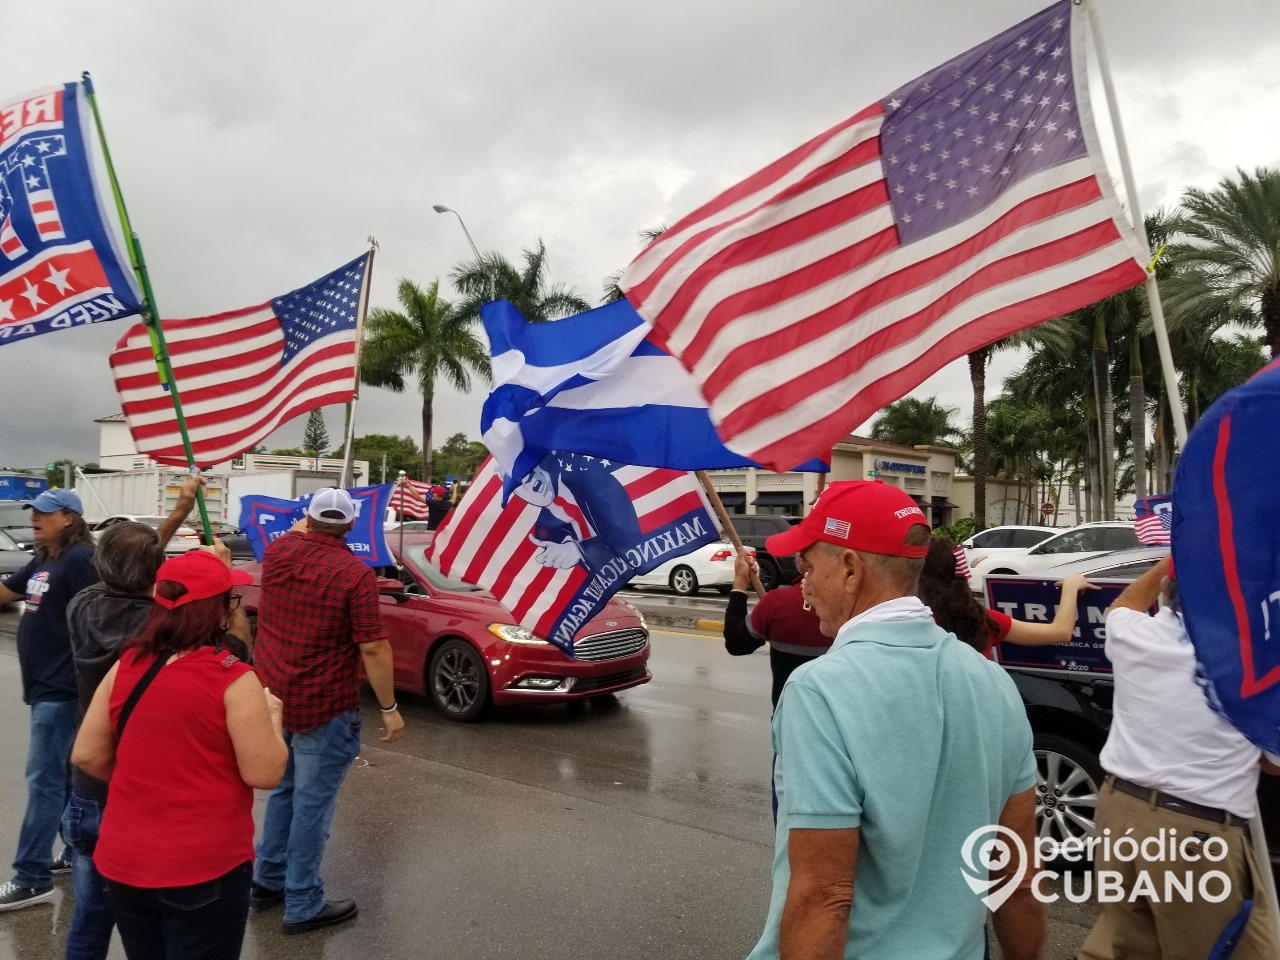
[{"xmin": 824, "ymin": 517, "xmax": 851, "ymax": 540}]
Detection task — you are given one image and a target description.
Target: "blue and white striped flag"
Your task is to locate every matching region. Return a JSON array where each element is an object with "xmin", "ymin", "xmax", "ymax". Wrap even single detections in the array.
[{"xmin": 481, "ymin": 299, "xmax": 827, "ymax": 489}]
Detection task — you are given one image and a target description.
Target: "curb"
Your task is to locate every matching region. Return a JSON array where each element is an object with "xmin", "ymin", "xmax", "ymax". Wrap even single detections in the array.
[{"xmin": 640, "ymin": 612, "xmax": 724, "ymax": 633}]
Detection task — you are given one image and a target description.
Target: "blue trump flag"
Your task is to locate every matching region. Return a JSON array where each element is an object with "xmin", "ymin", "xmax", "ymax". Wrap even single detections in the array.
[
  {"xmin": 238, "ymin": 484, "xmax": 395, "ymax": 567},
  {"xmin": 481, "ymin": 299, "xmax": 828, "ymax": 491},
  {"xmin": 0, "ymin": 82, "xmax": 142, "ymax": 346},
  {"xmin": 1173, "ymin": 357, "xmax": 1280, "ymax": 753}
]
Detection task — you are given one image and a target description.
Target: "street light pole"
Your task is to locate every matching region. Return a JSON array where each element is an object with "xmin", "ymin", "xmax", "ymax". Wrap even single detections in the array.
[{"xmin": 433, "ymin": 204, "xmax": 495, "ymax": 303}]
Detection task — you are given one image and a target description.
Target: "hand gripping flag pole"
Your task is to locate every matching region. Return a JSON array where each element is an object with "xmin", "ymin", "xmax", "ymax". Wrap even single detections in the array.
[
  {"xmin": 339, "ymin": 236, "xmax": 378, "ymax": 488},
  {"xmin": 80, "ymin": 72, "xmax": 214, "ymax": 545}
]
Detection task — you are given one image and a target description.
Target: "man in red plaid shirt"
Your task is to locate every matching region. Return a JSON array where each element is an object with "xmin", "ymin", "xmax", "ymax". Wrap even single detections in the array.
[{"xmin": 249, "ymin": 488, "xmax": 405, "ymax": 935}]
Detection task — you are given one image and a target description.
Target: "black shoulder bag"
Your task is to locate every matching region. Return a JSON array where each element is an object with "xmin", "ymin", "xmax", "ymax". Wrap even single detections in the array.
[{"xmin": 115, "ymin": 651, "xmax": 170, "ymax": 740}]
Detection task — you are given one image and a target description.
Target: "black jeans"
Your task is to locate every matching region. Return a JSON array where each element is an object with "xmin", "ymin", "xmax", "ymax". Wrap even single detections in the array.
[{"xmin": 102, "ymin": 861, "xmax": 252, "ymax": 960}]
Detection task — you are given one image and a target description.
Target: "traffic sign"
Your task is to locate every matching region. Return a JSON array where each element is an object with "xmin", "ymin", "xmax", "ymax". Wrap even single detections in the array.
[
  {"xmin": 1040, "ymin": 501, "xmax": 1055, "ymax": 516},
  {"xmin": 866, "ymin": 470, "xmax": 879, "ymax": 478}
]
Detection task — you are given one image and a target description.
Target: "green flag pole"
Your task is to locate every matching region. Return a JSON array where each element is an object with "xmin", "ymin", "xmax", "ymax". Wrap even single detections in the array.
[{"xmin": 80, "ymin": 71, "xmax": 214, "ymax": 544}]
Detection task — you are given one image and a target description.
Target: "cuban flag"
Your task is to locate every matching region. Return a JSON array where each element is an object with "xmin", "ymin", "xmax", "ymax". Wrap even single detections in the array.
[
  {"xmin": 1133, "ymin": 494, "xmax": 1172, "ymax": 546},
  {"xmin": 1173, "ymin": 358, "xmax": 1280, "ymax": 754},
  {"xmin": 427, "ymin": 453, "xmax": 720, "ymax": 652},
  {"xmin": 0, "ymin": 82, "xmax": 142, "ymax": 347},
  {"xmin": 238, "ymin": 483, "xmax": 396, "ymax": 567},
  {"xmin": 481, "ymin": 299, "xmax": 828, "ymax": 493}
]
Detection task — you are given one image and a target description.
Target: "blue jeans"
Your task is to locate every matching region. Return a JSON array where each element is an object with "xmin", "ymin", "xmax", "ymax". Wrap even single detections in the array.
[
  {"xmin": 62, "ymin": 789, "xmax": 114, "ymax": 960},
  {"xmin": 103, "ymin": 860, "xmax": 251, "ymax": 960},
  {"xmin": 13, "ymin": 698, "xmax": 77, "ymax": 889},
  {"xmin": 253, "ymin": 710, "xmax": 361, "ymax": 924}
]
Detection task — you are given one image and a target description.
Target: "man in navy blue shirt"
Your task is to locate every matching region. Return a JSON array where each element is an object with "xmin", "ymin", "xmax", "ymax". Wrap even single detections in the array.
[{"xmin": 0, "ymin": 490, "xmax": 99, "ymax": 911}]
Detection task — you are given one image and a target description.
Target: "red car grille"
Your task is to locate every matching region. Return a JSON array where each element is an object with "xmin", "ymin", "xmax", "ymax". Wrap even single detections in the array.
[{"xmin": 571, "ymin": 629, "xmax": 648, "ymax": 662}]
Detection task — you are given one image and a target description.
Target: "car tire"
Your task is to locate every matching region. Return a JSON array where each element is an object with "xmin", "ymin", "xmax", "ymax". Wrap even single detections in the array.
[
  {"xmin": 715, "ymin": 585, "xmax": 731, "ymax": 595},
  {"xmin": 428, "ymin": 639, "xmax": 490, "ymax": 723},
  {"xmin": 669, "ymin": 565, "xmax": 699, "ymax": 596},
  {"xmin": 1034, "ymin": 733, "xmax": 1103, "ymax": 855},
  {"xmin": 757, "ymin": 557, "xmax": 780, "ymax": 591}
]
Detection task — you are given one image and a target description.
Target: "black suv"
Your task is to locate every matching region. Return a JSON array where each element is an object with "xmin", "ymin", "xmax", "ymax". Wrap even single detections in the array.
[{"xmin": 726, "ymin": 514, "xmax": 799, "ymax": 591}]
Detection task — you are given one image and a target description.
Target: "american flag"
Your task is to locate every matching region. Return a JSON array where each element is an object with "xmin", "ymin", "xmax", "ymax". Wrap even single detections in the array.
[
  {"xmin": 110, "ymin": 254, "xmax": 369, "ymax": 468},
  {"xmin": 427, "ymin": 454, "xmax": 717, "ymax": 651},
  {"xmin": 953, "ymin": 546, "xmax": 973, "ymax": 579},
  {"xmin": 1134, "ymin": 494, "xmax": 1172, "ymax": 546},
  {"xmin": 391, "ymin": 479, "xmax": 431, "ymax": 520},
  {"xmin": 621, "ymin": 1, "xmax": 1147, "ymax": 472}
]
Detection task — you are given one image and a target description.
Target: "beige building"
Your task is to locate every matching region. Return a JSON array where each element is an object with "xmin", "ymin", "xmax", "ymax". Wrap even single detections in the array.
[{"xmin": 707, "ymin": 435, "xmax": 962, "ymax": 529}]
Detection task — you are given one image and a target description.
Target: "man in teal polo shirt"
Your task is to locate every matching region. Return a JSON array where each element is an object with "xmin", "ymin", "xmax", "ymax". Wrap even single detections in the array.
[{"xmin": 746, "ymin": 481, "xmax": 1044, "ymax": 960}]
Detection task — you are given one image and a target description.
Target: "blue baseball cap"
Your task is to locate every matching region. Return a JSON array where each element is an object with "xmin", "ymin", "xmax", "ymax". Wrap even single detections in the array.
[{"xmin": 25, "ymin": 489, "xmax": 84, "ymax": 515}]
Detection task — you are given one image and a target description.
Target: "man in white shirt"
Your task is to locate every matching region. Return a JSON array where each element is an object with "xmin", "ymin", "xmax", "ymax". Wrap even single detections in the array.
[{"xmin": 1079, "ymin": 554, "xmax": 1280, "ymax": 960}]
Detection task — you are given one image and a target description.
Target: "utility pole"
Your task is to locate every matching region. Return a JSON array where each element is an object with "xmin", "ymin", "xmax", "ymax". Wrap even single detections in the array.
[
  {"xmin": 63, "ymin": 462, "xmax": 72, "ymax": 490},
  {"xmin": 381, "ymin": 452, "xmax": 387, "ymax": 484}
]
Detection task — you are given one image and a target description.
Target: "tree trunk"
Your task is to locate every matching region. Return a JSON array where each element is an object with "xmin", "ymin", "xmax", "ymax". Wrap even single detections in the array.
[
  {"xmin": 421, "ymin": 389, "xmax": 434, "ymax": 482},
  {"xmin": 1072, "ymin": 472, "xmax": 1082, "ymax": 526},
  {"xmin": 968, "ymin": 348, "xmax": 990, "ymax": 531},
  {"xmin": 1128, "ymin": 333, "xmax": 1146, "ymax": 501},
  {"xmin": 1092, "ymin": 332, "xmax": 1115, "ymax": 519},
  {"xmin": 1263, "ymin": 284, "xmax": 1280, "ymax": 360},
  {"xmin": 1153, "ymin": 388, "xmax": 1168, "ymax": 495},
  {"xmin": 1085, "ymin": 424, "xmax": 1100, "ymax": 523}
]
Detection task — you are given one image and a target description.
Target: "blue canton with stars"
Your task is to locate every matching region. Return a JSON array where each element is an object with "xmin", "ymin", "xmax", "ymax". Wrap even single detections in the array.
[
  {"xmin": 880, "ymin": 0, "xmax": 1083, "ymax": 244},
  {"xmin": 273, "ymin": 253, "xmax": 368, "ymax": 364}
]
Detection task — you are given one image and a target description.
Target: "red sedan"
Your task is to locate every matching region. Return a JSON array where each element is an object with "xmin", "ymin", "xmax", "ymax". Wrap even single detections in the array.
[{"xmin": 236, "ymin": 534, "xmax": 650, "ymax": 722}]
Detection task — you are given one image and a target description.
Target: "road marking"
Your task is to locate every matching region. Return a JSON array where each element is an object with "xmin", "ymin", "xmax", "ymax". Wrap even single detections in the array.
[{"xmin": 653, "ymin": 627, "xmax": 722, "ymax": 640}]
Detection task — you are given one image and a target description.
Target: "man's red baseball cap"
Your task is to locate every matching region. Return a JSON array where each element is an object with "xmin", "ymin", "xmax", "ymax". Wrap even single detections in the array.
[
  {"xmin": 154, "ymin": 551, "xmax": 253, "ymax": 609},
  {"xmin": 764, "ymin": 480, "xmax": 931, "ymax": 558}
]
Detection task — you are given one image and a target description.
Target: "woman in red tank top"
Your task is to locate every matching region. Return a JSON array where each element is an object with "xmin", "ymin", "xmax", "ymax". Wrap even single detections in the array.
[
  {"xmin": 918, "ymin": 536, "xmax": 1099, "ymax": 656},
  {"xmin": 71, "ymin": 551, "xmax": 288, "ymax": 960}
]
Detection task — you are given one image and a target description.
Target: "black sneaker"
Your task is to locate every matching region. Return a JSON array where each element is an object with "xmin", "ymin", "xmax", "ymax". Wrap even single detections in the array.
[
  {"xmin": 0, "ymin": 881, "xmax": 54, "ymax": 911},
  {"xmin": 51, "ymin": 853, "xmax": 72, "ymax": 876},
  {"xmin": 283, "ymin": 899, "xmax": 358, "ymax": 935}
]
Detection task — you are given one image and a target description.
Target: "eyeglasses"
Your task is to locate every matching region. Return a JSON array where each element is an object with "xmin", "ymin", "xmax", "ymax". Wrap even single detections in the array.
[{"xmin": 229, "ymin": 594, "xmax": 243, "ymax": 610}]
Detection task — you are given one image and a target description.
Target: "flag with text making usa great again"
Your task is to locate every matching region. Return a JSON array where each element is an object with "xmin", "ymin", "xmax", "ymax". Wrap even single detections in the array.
[
  {"xmin": 0, "ymin": 82, "xmax": 141, "ymax": 346},
  {"xmin": 621, "ymin": 0, "xmax": 1148, "ymax": 472}
]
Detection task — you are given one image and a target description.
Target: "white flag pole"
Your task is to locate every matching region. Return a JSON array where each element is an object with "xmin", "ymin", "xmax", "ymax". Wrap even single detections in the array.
[
  {"xmin": 1086, "ymin": 0, "xmax": 1280, "ymax": 935},
  {"xmin": 1084, "ymin": 0, "xmax": 1187, "ymax": 449},
  {"xmin": 340, "ymin": 237, "xmax": 378, "ymax": 488}
]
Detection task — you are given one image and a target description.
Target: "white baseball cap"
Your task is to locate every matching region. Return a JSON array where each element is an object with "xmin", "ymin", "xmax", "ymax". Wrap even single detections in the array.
[{"xmin": 306, "ymin": 487, "xmax": 356, "ymax": 523}]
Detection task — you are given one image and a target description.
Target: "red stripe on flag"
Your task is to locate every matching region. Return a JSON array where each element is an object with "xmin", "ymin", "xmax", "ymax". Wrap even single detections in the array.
[
  {"xmin": 431, "ymin": 472, "xmax": 504, "ymax": 571},
  {"xmin": 638, "ymin": 490, "xmax": 709, "ymax": 534}
]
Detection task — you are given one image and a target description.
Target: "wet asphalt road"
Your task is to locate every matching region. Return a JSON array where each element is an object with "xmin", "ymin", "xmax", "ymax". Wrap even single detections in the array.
[{"xmin": 0, "ymin": 604, "xmax": 1095, "ymax": 960}]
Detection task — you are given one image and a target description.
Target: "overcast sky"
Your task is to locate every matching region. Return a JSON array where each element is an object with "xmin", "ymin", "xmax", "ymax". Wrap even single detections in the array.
[{"xmin": 3, "ymin": 0, "xmax": 1278, "ymax": 469}]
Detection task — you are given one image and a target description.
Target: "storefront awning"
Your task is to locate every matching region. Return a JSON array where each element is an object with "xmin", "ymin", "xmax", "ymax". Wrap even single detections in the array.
[
  {"xmin": 931, "ymin": 499, "xmax": 960, "ymax": 509},
  {"xmin": 753, "ymin": 491, "xmax": 803, "ymax": 506},
  {"xmin": 717, "ymin": 492, "xmax": 746, "ymax": 506}
]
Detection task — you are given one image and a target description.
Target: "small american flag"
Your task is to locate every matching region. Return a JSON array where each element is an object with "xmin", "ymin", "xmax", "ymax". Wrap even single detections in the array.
[
  {"xmin": 110, "ymin": 255, "xmax": 369, "ymax": 468},
  {"xmin": 953, "ymin": 546, "xmax": 973, "ymax": 579},
  {"xmin": 1134, "ymin": 494, "xmax": 1172, "ymax": 546},
  {"xmin": 621, "ymin": 0, "xmax": 1146, "ymax": 471},
  {"xmin": 392, "ymin": 480, "xmax": 431, "ymax": 520},
  {"xmin": 427, "ymin": 454, "xmax": 717, "ymax": 651}
]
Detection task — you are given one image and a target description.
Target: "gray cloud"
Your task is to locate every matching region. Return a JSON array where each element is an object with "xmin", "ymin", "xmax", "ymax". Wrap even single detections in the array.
[{"xmin": 2, "ymin": 0, "xmax": 1277, "ymax": 468}]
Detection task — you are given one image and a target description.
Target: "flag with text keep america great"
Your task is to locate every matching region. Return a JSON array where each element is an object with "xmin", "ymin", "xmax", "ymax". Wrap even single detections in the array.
[
  {"xmin": 0, "ymin": 82, "xmax": 141, "ymax": 347},
  {"xmin": 621, "ymin": 0, "xmax": 1148, "ymax": 472}
]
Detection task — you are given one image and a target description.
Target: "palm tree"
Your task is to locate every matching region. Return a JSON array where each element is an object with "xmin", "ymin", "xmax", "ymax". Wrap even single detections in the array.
[
  {"xmin": 360, "ymin": 279, "xmax": 492, "ymax": 481},
  {"xmin": 1164, "ymin": 167, "xmax": 1280, "ymax": 358},
  {"xmin": 870, "ymin": 397, "xmax": 961, "ymax": 448},
  {"xmin": 451, "ymin": 240, "xmax": 590, "ymax": 324},
  {"xmin": 603, "ymin": 226, "xmax": 669, "ymax": 304}
]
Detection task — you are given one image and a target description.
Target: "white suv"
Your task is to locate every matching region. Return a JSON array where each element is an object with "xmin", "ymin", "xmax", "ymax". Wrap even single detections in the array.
[
  {"xmin": 961, "ymin": 525, "xmax": 1057, "ymax": 567},
  {"xmin": 969, "ymin": 522, "xmax": 1141, "ymax": 595}
]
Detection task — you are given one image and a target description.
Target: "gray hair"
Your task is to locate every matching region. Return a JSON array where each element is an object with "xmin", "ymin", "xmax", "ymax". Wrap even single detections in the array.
[
  {"xmin": 96, "ymin": 521, "xmax": 166, "ymax": 595},
  {"xmin": 815, "ymin": 523, "xmax": 930, "ymax": 593}
]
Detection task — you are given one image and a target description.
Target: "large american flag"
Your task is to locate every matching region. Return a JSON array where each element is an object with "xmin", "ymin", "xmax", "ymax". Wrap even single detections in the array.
[
  {"xmin": 621, "ymin": 1, "xmax": 1147, "ymax": 472},
  {"xmin": 110, "ymin": 254, "xmax": 369, "ymax": 467},
  {"xmin": 391, "ymin": 479, "xmax": 431, "ymax": 520},
  {"xmin": 427, "ymin": 454, "xmax": 717, "ymax": 651}
]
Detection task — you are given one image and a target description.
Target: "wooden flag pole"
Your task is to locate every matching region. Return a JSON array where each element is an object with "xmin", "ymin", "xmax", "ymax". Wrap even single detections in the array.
[
  {"xmin": 696, "ymin": 470, "xmax": 767, "ymax": 599},
  {"xmin": 340, "ymin": 237, "xmax": 378, "ymax": 488},
  {"xmin": 81, "ymin": 72, "xmax": 214, "ymax": 545}
]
